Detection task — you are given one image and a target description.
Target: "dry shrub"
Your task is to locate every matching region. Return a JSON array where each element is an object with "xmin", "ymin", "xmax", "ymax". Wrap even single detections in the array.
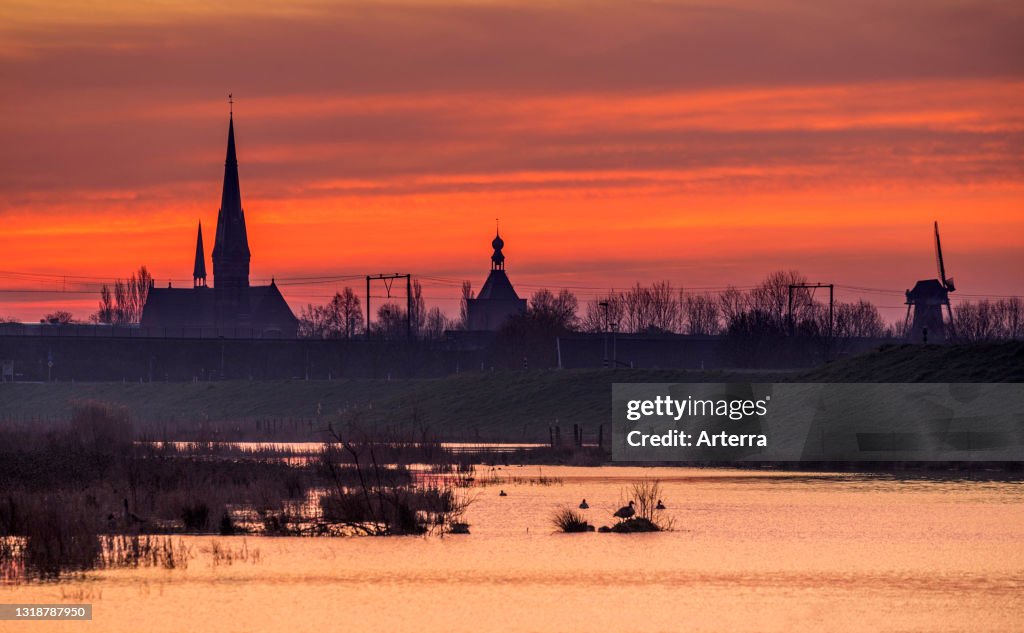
[{"xmin": 551, "ymin": 508, "xmax": 592, "ymax": 533}]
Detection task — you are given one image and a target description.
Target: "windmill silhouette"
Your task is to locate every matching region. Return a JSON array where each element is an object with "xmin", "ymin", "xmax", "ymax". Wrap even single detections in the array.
[{"xmin": 904, "ymin": 222, "xmax": 956, "ymax": 344}]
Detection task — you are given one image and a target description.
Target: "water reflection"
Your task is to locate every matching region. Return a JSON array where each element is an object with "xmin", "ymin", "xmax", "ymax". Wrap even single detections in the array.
[{"xmin": 3, "ymin": 466, "xmax": 1023, "ymax": 632}]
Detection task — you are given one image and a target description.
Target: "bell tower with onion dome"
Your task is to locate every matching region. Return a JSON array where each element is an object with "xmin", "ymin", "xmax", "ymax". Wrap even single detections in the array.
[{"xmin": 465, "ymin": 223, "xmax": 527, "ymax": 331}]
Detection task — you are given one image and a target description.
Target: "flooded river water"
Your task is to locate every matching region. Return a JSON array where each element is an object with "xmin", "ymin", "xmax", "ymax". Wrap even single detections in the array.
[{"xmin": 3, "ymin": 466, "xmax": 1022, "ymax": 632}]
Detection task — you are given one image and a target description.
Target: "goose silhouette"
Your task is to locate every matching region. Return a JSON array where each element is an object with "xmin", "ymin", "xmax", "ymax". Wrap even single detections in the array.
[
  {"xmin": 656, "ymin": 500, "xmax": 666, "ymax": 510},
  {"xmin": 613, "ymin": 500, "xmax": 635, "ymax": 520},
  {"xmin": 578, "ymin": 499, "xmax": 589, "ymax": 509}
]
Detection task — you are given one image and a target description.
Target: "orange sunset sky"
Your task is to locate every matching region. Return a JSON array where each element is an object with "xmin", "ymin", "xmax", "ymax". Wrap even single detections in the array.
[{"xmin": 1, "ymin": 0, "xmax": 1021, "ymax": 323}]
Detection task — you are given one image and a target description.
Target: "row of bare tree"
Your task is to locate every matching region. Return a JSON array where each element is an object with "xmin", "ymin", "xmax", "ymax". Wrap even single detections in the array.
[
  {"xmin": 298, "ymin": 281, "xmax": 453, "ymax": 340},
  {"xmin": 93, "ymin": 266, "xmax": 153, "ymax": 325},
  {"xmin": 953, "ymin": 298, "xmax": 1023, "ymax": 342},
  {"xmin": 575, "ymin": 271, "xmax": 890, "ymax": 339},
  {"xmin": 31, "ymin": 266, "xmax": 1020, "ymax": 345},
  {"xmin": 297, "ymin": 270, "xmax": 1024, "ymax": 343}
]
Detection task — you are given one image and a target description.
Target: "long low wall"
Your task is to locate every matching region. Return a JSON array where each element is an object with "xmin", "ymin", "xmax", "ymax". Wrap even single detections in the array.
[
  {"xmin": 0, "ymin": 336, "xmax": 476, "ymax": 382},
  {"xmin": 556, "ymin": 333, "xmax": 895, "ymax": 370},
  {"xmin": 0, "ymin": 323, "xmax": 291, "ymax": 339},
  {"xmin": 0, "ymin": 331, "xmax": 895, "ymax": 382}
]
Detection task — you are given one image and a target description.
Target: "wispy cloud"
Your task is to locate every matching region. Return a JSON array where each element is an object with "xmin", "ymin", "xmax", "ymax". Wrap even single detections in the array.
[{"xmin": 0, "ymin": 0, "xmax": 1021, "ymax": 320}]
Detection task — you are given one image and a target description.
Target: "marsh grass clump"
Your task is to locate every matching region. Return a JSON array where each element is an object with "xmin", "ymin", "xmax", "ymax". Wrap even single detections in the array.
[
  {"xmin": 475, "ymin": 466, "xmax": 565, "ymax": 488},
  {"xmin": 317, "ymin": 485, "xmax": 471, "ymax": 536},
  {"xmin": 0, "ymin": 493, "xmax": 103, "ymax": 580},
  {"xmin": 207, "ymin": 539, "xmax": 260, "ymax": 566},
  {"xmin": 552, "ymin": 508, "xmax": 593, "ymax": 533},
  {"xmin": 0, "ymin": 537, "xmax": 24, "ymax": 583},
  {"xmin": 100, "ymin": 535, "xmax": 191, "ymax": 570}
]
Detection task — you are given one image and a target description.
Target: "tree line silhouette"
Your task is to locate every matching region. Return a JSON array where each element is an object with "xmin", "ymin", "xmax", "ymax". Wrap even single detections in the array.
[{"xmin": 17, "ymin": 267, "xmax": 1022, "ymax": 345}]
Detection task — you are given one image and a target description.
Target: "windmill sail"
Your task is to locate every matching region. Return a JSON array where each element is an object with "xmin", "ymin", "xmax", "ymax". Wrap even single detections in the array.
[{"xmin": 934, "ymin": 221, "xmax": 955, "ymax": 292}]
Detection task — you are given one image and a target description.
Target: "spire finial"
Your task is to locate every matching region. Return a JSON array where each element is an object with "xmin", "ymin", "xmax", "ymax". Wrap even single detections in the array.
[
  {"xmin": 490, "ymin": 222, "xmax": 505, "ymax": 271},
  {"xmin": 228, "ymin": 93, "xmax": 233, "ymax": 116}
]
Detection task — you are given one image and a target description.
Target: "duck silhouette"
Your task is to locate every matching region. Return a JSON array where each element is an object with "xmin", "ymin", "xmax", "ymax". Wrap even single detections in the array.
[{"xmin": 579, "ymin": 499, "xmax": 589, "ymax": 509}]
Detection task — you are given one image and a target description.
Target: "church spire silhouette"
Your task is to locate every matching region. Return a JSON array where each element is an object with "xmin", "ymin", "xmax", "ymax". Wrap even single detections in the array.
[
  {"xmin": 212, "ymin": 106, "xmax": 251, "ymax": 289},
  {"xmin": 139, "ymin": 104, "xmax": 299, "ymax": 338}
]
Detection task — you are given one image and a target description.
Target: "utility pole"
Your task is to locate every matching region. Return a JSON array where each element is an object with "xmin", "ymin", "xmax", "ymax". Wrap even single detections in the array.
[
  {"xmin": 365, "ymin": 273, "xmax": 413, "ymax": 340},
  {"xmin": 788, "ymin": 283, "xmax": 834, "ymax": 338}
]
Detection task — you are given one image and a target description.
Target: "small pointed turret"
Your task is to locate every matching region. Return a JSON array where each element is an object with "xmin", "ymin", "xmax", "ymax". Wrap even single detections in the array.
[{"xmin": 193, "ymin": 221, "xmax": 207, "ymax": 287}]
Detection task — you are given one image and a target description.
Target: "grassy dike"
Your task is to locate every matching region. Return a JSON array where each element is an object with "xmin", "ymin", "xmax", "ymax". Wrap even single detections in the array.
[
  {"xmin": 0, "ymin": 369, "xmax": 778, "ymax": 441},
  {"xmin": 1, "ymin": 342, "xmax": 1020, "ymax": 441}
]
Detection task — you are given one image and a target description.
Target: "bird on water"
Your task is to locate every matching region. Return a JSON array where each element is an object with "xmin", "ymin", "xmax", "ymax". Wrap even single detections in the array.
[
  {"xmin": 499, "ymin": 490, "xmax": 508, "ymax": 497},
  {"xmin": 579, "ymin": 499, "xmax": 589, "ymax": 509},
  {"xmin": 656, "ymin": 500, "xmax": 666, "ymax": 510},
  {"xmin": 613, "ymin": 500, "xmax": 635, "ymax": 520}
]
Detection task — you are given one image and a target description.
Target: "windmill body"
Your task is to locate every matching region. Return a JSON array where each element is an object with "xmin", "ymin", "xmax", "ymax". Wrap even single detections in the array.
[
  {"xmin": 906, "ymin": 279, "xmax": 949, "ymax": 343},
  {"xmin": 904, "ymin": 222, "xmax": 956, "ymax": 344}
]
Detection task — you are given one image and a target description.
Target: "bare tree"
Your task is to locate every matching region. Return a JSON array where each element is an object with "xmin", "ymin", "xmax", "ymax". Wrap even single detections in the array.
[
  {"xmin": 409, "ymin": 280, "xmax": 426, "ymax": 337},
  {"xmin": 995, "ymin": 297, "xmax": 1023, "ymax": 340},
  {"xmin": 298, "ymin": 303, "xmax": 328, "ymax": 338},
  {"xmin": 93, "ymin": 285, "xmax": 115, "ymax": 324},
  {"xmin": 374, "ymin": 303, "xmax": 407, "ymax": 339},
  {"xmin": 458, "ymin": 280, "xmax": 474, "ymax": 330},
  {"xmin": 833, "ymin": 300, "xmax": 885, "ymax": 339},
  {"xmin": 886, "ymin": 317, "xmax": 910, "ymax": 340},
  {"xmin": 528, "ymin": 288, "xmax": 579, "ymax": 330},
  {"xmin": 682, "ymin": 292, "xmax": 721, "ymax": 335},
  {"xmin": 620, "ymin": 284, "xmax": 653, "ymax": 333},
  {"xmin": 298, "ymin": 288, "xmax": 365, "ymax": 339},
  {"xmin": 648, "ymin": 281, "xmax": 682, "ymax": 332},
  {"xmin": 749, "ymin": 270, "xmax": 812, "ymax": 328},
  {"xmin": 95, "ymin": 266, "xmax": 151, "ymax": 324},
  {"xmin": 580, "ymin": 293, "xmax": 625, "ymax": 333},
  {"xmin": 954, "ymin": 299, "xmax": 1002, "ymax": 342},
  {"xmin": 327, "ymin": 287, "xmax": 364, "ymax": 338},
  {"xmin": 718, "ymin": 286, "xmax": 748, "ymax": 329},
  {"xmin": 422, "ymin": 307, "xmax": 451, "ymax": 340}
]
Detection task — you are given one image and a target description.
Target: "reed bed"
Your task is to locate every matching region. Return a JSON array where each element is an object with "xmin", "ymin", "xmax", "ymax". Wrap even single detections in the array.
[{"xmin": 0, "ymin": 401, "xmax": 475, "ymax": 580}]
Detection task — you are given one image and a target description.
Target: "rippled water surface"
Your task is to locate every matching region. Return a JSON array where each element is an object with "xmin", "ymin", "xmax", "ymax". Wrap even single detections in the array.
[{"xmin": 4, "ymin": 466, "xmax": 1023, "ymax": 632}]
